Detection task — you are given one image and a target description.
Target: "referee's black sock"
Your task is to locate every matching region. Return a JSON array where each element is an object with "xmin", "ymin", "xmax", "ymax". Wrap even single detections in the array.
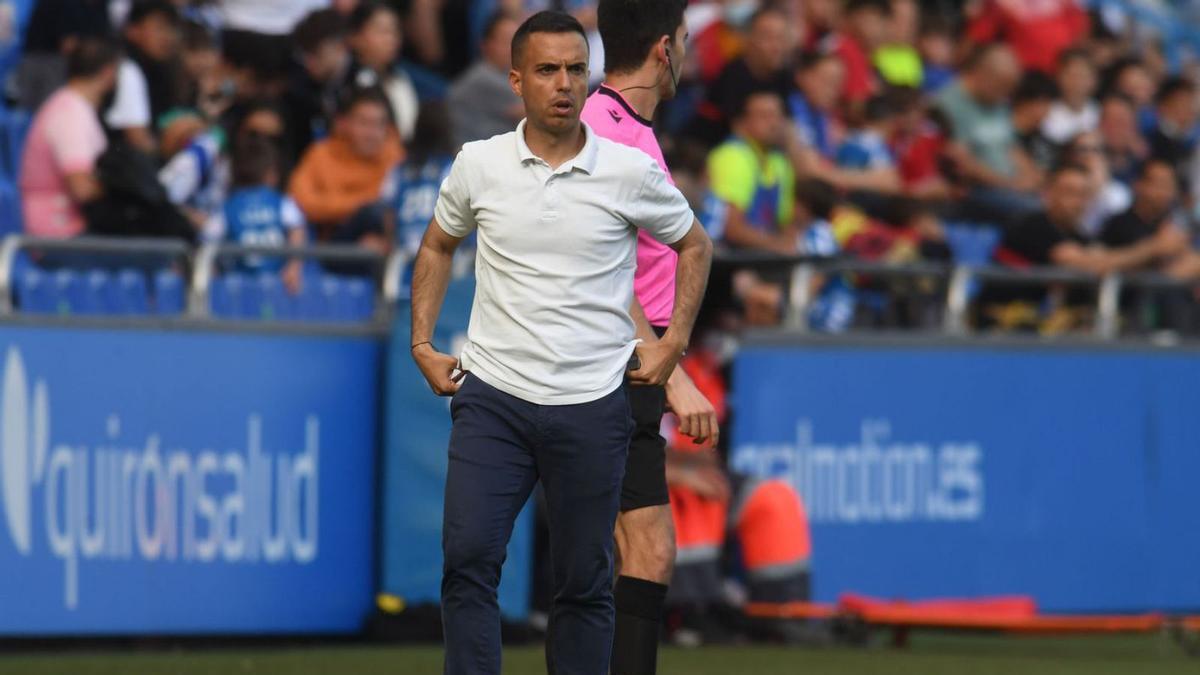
[{"xmin": 611, "ymin": 575, "xmax": 668, "ymax": 675}]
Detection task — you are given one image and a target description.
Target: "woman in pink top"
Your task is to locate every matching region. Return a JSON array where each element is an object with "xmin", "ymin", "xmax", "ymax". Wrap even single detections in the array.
[{"xmin": 19, "ymin": 37, "xmax": 120, "ymax": 239}]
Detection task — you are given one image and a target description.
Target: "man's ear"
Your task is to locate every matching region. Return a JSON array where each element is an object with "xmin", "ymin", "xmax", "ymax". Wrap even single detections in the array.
[{"xmin": 510, "ymin": 68, "xmax": 522, "ymax": 98}]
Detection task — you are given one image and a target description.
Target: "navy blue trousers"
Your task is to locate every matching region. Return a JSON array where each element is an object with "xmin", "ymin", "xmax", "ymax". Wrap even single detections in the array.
[{"xmin": 442, "ymin": 374, "xmax": 631, "ymax": 675}]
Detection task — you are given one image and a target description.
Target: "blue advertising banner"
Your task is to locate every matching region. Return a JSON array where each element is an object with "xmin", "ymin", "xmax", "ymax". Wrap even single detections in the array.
[
  {"xmin": 730, "ymin": 343, "xmax": 1200, "ymax": 613},
  {"xmin": 0, "ymin": 325, "xmax": 380, "ymax": 634},
  {"xmin": 381, "ymin": 276, "xmax": 534, "ymax": 620}
]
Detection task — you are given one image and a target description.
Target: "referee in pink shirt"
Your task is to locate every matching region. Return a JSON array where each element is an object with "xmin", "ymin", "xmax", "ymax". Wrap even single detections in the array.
[{"xmin": 581, "ymin": 2, "xmax": 719, "ymax": 673}]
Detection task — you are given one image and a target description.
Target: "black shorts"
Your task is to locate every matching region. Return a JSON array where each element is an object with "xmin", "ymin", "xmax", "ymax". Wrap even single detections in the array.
[{"xmin": 621, "ymin": 380, "xmax": 669, "ymax": 512}]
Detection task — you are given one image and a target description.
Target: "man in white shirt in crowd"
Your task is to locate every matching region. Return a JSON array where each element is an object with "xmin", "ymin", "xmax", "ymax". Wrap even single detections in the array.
[{"xmin": 409, "ymin": 11, "xmax": 712, "ymax": 675}]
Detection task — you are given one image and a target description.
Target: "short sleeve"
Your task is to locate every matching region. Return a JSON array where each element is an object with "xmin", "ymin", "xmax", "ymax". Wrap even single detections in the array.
[
  {"xmin": 158, "ymin": 148, "xmax": 202, "ymax": 205},
  {"xmin": 632, "ymin": 160, "xmax": 694, "ymax": 246},
  {"xmin": 707, "ymin": 143, "xmax": 756, "ymax": 211},
  {"xmin": 432, "ymin": 150, "xmax": 477, "ymax": 238},
  {"xmin": 46, "ymin": 100, "xmax": 106, "ymax": 175},
  {"xmin": 280, "ymin": 196, "xmax": 306, "ymax": 230},
  {"xmin": 104, "ymin": 60, "xmax": 151, "ymax": 130}
]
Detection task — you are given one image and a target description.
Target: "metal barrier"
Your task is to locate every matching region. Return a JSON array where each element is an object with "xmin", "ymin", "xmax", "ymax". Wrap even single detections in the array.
[
  {"xmin": 713, "ymin": 251, "xmax": 1200, "ymax": 341},
  {"xmin": 0, "ymin": 235, "xmax": 413, "ymax": 327}
]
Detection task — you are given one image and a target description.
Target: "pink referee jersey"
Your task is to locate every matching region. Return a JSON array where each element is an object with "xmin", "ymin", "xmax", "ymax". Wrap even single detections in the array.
[{"xmin": 581, "ymin": 85, "xmax": 680, "ymax": 328}]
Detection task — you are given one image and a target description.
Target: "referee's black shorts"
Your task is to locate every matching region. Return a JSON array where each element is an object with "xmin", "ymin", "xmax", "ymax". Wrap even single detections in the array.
[{"xmin": 621, "ymin": 327, "xmax": 671, "ymax": 512}]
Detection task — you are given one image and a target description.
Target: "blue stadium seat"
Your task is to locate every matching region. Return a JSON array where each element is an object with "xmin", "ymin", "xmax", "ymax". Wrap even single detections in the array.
[
  {"xmin": 317, "ymin": 274, "xmax": 345, "ymax": 321},
  {"xmin": 342, "ymin": 277, "xmax": 374, "ymax": 322},
  {"xmin": 944, "ymin": 223, "xmax": 1002, "ymax": 265},
  {"xmin": 114, "ymin": 268, "xmax": 150, "ymax": 315},
  {"xmin": 16, "ymin": 268, "xmax": 53, "ymax": 314},
  {"xmin": 51, "ymin": 269, "xmax": 83, "ymax": 315},
  {"xmin": 211, "ymin": 272, "xmax": 247, "ymax": 318},
  {"xmin": 154, "ymin": 269, "xmax": 184, "ymax": 315},
  {"xmin": 79, "ymin": 269, "xmax": 113, "ymax": 315},
  {"xmin": 256, "ymin": 272, "xmax": 291, "ymax": 321}
]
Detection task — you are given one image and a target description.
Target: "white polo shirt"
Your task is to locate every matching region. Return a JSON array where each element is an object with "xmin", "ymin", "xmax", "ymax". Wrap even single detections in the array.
[{"xmin": 434, "ymin": 120, "xmax": 695, "ymax": 405}]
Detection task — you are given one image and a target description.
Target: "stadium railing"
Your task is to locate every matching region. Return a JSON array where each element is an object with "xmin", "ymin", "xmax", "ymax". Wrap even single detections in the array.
[
  {"xmin": 713, "ymin": 250, "xmax": 1200, "ymax": 341},
  {"xmin": 0, "ymin": 235, "xmax": 412, "ymax": 329}
]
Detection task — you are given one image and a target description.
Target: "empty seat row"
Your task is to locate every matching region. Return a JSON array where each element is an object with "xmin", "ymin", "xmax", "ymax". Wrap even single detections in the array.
[
  {"xmin": 17, "ymin": 267, "xmax": 183, "ymax": 316},
  {"xmin": 210, "ymin": 271, "xmax": 375, "ymax": 323}
]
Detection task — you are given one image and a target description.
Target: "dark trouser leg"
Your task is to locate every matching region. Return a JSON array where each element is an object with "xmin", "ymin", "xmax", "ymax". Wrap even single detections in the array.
[
  {"xmin": 441, "ymin": 376, "xmax": 540, "ymax": 675},
  {"xmin": 538, "ymin": 386, "xmax": 631, "ymax": 675}
]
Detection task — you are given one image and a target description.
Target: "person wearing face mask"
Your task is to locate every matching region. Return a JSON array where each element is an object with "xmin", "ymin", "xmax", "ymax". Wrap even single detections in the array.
[{"xmin": 20, "ymin": 36, "xmax": 121, "ymax": 240}]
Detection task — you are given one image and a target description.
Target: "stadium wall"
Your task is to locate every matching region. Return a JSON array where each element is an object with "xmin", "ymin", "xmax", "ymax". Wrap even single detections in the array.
[
  {"xmin": 0, "ymin": 324, "xmax": 381, "ymax": 634},
  {"xmin": 731, "ymin": 336, "xmax": 1200, "ymax": 613}
]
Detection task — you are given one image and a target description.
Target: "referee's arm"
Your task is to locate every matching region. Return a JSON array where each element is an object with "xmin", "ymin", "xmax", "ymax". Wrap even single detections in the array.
[
  {"xmin": 629, "ymin": 221, "xmax": 713, "ymax": 386},
  {"xmin": 411, "ymin": 219, "xmax": 467, "ymax": 396}
]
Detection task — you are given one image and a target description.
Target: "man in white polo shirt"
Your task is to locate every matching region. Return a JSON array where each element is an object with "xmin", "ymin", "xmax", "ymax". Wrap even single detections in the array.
[{"xmin": 409, "ymin": 11, "xmax": 713, "ymax": 675}]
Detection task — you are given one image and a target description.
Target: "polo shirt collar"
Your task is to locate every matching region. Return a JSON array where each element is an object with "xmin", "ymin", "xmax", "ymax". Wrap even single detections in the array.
[{"xmin": 515, "ymin": 118, "xmax": 598, "ymax": 175}]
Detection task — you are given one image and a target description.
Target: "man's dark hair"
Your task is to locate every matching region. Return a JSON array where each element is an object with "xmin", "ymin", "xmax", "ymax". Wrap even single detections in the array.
[
  {"xmin": 337, "ymin": 85, "xmax": 394, "ymax": 120},
  {"xmin": 348, "ymin": 0, "xmax": 399, "ymax": 35},
  {"xmin": 862, "ymin": 93, "xmax": 896, "ymax": 124},
  {"xmin": 1056, "ymin": 46, "xmax": 1092, "ymax": 72},
  {"xmin": 918, "ymin": 13, "xmax": 954, "ymax": 38},
  {"xmin": 748, "ymin": 6, "xmax": 786, "ymax": 30},
  {"xmin": 1099, "ymin": 91, "xmax": 1136, "ymax": 111},
  {"xmin": 796, "ymin": 49, "xmax": 838, "ymax": 74},
  {"xmin": 795, "ymin": 178, "xmax": 836, "ymax": 221},
  {"xmin": 66, "ymin": 35, "xmax": 122, "ymax": 79},
  {"xmin": 1013, "ymin": 71, "xmax": 1059, "ymax": 106},
  {"xmin": 1135, "ymin": 157, "xmax": 1176, "ymax": 183},
  {"xmin": 180, "ymin": 19, "xmax": 214, "ymax": 52},
  {"xmin": 231, "ymin": 135, "xmax": 280, "ymax": 188},
  {"xmin": 511, "ymin": 11, "xmax": 587, "ymax": 68},
  {"xmin": 1049, "ymin": 161, "xmax": 1090, "ymax": 181},
  {"xmin": 961, "ymin": 41, "xmax": 1007, "ymax": 72},
  {"xmin": 126, "ymin": 0, "xmax": 180, "ymax": 27},
  {"xmin": 293, "ymin": 9, "xmax": 346, "ymax": 54},
  {"xmin": 1156, "ymin": 76, "xmax": 1196, "ymax": 106},
  {"xmin": 845, "ymin": 0, "xmax": 892, "ymax": 17},
  {"xmin": 597, "ymin": 0, "xmax": 687, "ymax": 75},
  {"xmin": 733, "ymin": 88, "xmax": 783, "ymax": 120}
]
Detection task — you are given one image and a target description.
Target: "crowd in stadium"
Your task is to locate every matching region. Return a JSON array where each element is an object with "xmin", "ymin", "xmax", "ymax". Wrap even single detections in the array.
[{"xmin": 6, "ymin": 0, "xmax": 1200, "ymax": 333}]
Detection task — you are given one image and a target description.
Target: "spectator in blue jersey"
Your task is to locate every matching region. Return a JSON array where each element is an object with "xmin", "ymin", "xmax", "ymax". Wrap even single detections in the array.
[
  {"xmin": 836, "ymin": 92, "xmax": 901, "ymax": 176},
  {"xmin": 795, "ymin": 178, "xmax": 856, "ymax": 332},
  {"xmin": 382, "ymin": 102, "xmax": 457, "ymax": 258},
  {"xmin": 789, "ymin": 51, "xmax": 844, "ymax": 162},
  {"xmin": 211, "ymin": 135, "xmax": 306, "ymax": 295}
]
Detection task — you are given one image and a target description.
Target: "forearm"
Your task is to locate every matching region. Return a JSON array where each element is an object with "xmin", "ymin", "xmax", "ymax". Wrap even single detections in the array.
[
  {"xmin": 629, "ymin": 295, "xmax": 658, "ymax": 343},
  {"xmin": 410, "ymin": 232, "xmax": 456, "ymax": 344},
  {"xmin": 1099, "ymin": 240, "xmax": 1163, "ymax": 273},
  {"xmin": 661, "ymin": 226, "xmax": 713, "ymax": 350}
]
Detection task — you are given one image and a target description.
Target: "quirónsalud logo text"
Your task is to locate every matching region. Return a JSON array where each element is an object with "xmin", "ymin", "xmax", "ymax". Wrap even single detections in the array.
[
  {"xmin": 0, "ymin": 347, "xmax": 320, "ymax": 609},
  {"xmin": 733, "ymin": 420, "xmax": 984, "ymax": 524}
]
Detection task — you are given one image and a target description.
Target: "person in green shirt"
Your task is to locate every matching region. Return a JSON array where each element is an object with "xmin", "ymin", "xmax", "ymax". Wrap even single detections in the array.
[{"xmin": 873, "ymin": 0, "xmax": 923, "ymax": 88}]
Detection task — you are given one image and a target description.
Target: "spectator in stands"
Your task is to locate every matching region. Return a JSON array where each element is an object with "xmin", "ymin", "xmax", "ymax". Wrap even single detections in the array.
[
  {"xmin": 964, "ymin": 0, "xmax": 1089, "ymax": 73},
  {"xmin": 288, "ymin": 87, "xmax": 403, "ymax": 251},
  {"xmin": 285, "ymin": 9, "xmax": 351, "ymax": 158},
  {"xmin": 211, "ymin": 136, "xmax": 306, "ymax": 294},
  {"xmin": 106, "ymin": 0, "xmax": 182, "ymax": 156},
  {"xmin": 17, "ymin": 0, "xmax": 112, "ymax": 111},
  {"xmin": 916, "ymin": 13, "xmax": 954, "ymax": 93},
  {"xmin": 709, "ymin": 90, "xmax": 796, "ymax": 255},
  {"xmin": 1000, "ymin": 163, "xmax": 1185, "ymax": 275},
  {"xmin": 1103, "ymin": 57, "xmax": 1155, "ymax": 128},
  {"xmin": 893, "ymin": 95, "xmax": 953, "ymax": 200},
  {"xmin": 1097, "ymin": 93, "xmax": 1147, "ymax": 187},
  {"xmin": 935, "ymin": 42, "xmax": 1040, "ymax": 221},
  {"xmin": 1146, "ymin": 77, "xmax": 1199, "ymax": 194},
  {"xmin": 1011, "ymin": 71, "xmax": 1059, "ymax": 173},
  {"xmin": 1041, "ymin": 48, "xmax": 1099, "ymax": 145},
  {"xmin": 872, "ymin": 0, "xmax": 921, "ymax": 89},
  {"xmin": 832, "ymin": 0, "xmax": 890, "ymax": 105},
  {"xmin": 708, "ymin": 90, "xmax": 796, "ymax": 325},
  {"xmin": 20, "ymin": 37, "xmax": 120, "ymax": 240},
  {"xmin": 382, "ymin": 101, "xmax": 456, "ymax": 258},
  {"xmin": 835, "ymin": 92, "xmax": 901, "ymax": 186},
  {"xmin": 789, "ymin": 51, "xmax": 844, "ymax": 163},
  {"xmin": 690, "ymin": 8, "xmax": 793, "ymax": 147},
  {"xmin": 1099, "ymin": 159, "xmax": 1182, "ymax": 258},
  {"xmin": 447, "ymin": 11, "xmax": 522, "ymax": 147},
  {"xmin": 220, "ymin": 0, "xmax": 329, "ymax": 94},
  {"xmin": 796, "ymin": 178, "xmax": 856, "ymax": 333},
  {"xmin": 1062, "ymin": 130, "xmax": 1130, "ymax": 238},
  {"xmin": 160, "ymin": 101, "xmax": 288, "ymax": 235},
  {"xmin": 346, "ymin": 1, "xmax": 419, "ymax": 142},
  {"xmin": 177, "ymin": 19, "xmax": 223, "ymax": 119}
]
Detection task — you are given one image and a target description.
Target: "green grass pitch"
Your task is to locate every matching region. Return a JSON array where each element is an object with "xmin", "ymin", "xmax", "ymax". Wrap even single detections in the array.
[{"xmin": 1, "ymin": 634, "xmax": 1196, "ymax": 674}]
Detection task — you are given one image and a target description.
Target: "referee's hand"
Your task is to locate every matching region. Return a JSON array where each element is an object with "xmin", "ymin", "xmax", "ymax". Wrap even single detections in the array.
[{"xmin": 413, "ymin": 343, "xmax": 466, "ymax": 396}]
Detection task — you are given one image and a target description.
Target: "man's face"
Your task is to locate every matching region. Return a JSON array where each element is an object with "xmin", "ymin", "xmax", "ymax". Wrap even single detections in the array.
[
  {"xmin": 510, "ymin": 31, "xmax": 589, "ymax": 136},
  {"xmin": 129, "ymin": 14, "xmax": 180, "ymax": 61},
  {"xmin": 738, "ymin": 93, "xmax": 786, "ymax": 147},
  {"xmin": 1045, "ymin": 170, "xmax": 1093, "ymax": 228},
  {"xmin": 341, "ymin": 101, "xmax": 390, "ymax": 158},
  {"xmin": 1161, "ymin": 91, "xmax": 1199, "ymax": 130},
  {"xmin": 978, "ymin": 48, "xmax": 1020, "ymax": 105},
  {"xmin": 849, "ymin": 8, "xmax": 888, "ymax": 51},
  {"xmin": 746, "ymin": 12, "xmax": 789, "ymax": 74},
  {"xmin": 353, "ymin": 9, "xmax": 401, "ymax": 70},
  {"xmin": 1135, "ymin": 163, "xmax": 1178, "ymax": 216},
  {"xmin": 307, "ymin": 39, "xmax": 350, "ymax": 83},
  {"xmin": 800, "ymin": 58, "xmax": 845, "ymax": 112},
  {"xmin": 1057, "ymin": 58, "xmax": 1097, "ymax": 105},
  {"xmin": 1099, "ymin": 99, "xmax": 1136, "ymax": 146}
]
